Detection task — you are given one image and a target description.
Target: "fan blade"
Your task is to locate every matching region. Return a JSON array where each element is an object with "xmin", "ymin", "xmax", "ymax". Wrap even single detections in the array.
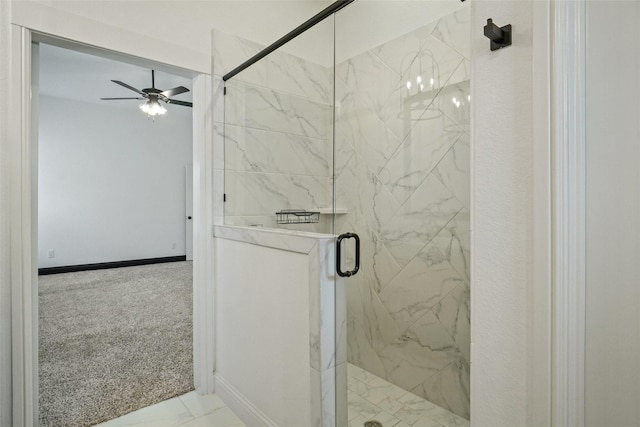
[
  {"xmin": 166, "ymin": 99, "xmax": 193, "ymax": 107},
  {"xmin": 161, "ymin": 86, "xmax": 189, "ymax": 98},
  {"xmin": 111, "ymin": 80, "xmax": 146, "ymax": 96},
  {"xmin": 100, "ymin": 97, "xmax": 143, "ymax": 100}
]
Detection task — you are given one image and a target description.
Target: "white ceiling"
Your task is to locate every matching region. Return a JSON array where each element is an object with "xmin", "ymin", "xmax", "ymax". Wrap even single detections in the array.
[{"xmin": 39, "ymin": 43, "xmax": 193, "ymax": 112}]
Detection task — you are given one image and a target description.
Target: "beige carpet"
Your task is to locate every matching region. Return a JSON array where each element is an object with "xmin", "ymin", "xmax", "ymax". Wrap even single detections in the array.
[{"xmin": 39, "ymin": 261, "xmax": 194, "ymax": 427}]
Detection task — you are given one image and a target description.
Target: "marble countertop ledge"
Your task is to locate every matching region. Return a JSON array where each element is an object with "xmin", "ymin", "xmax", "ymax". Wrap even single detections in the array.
[{"xmin": 213, "ymin": 224, "xmax": 335, "ymax": 254}]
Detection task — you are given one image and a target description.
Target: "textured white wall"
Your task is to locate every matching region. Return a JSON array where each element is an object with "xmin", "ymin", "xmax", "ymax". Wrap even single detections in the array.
[
  {"xmin": 585, "ymin": 2, "xmax": 640, "ymax": 426},
  {"xmin": 471, "ymin": 1, "xmax": 533, "ymax": 426},
  {"xmin": 38, "ymin": 95, "xmax": 192, "ymax": 267},
  {"xmin": 0, "ymin": 1, "xmax": 12, "ymax": 425}
]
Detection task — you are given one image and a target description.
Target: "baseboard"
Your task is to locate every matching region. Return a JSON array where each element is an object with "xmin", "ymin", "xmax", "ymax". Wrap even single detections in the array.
[
  {"xmin": 38, "ymin": 256, "xmax": 187, "ymax": 275},
  {"xmin": 215, "ymin": 375, "xmax": 279, "ymax": 427}
]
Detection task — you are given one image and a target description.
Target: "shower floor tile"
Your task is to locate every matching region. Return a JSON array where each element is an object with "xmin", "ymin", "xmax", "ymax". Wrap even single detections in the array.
[{"xmin": 347, "ymin": 363, "xmax": 469, "ymax": 427}]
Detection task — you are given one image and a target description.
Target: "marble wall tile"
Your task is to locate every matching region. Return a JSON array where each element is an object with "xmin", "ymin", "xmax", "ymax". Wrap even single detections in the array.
[
  {"xmin": 351, "ymin": 272, "xmax": 402, "ymax": 354},
  {"xmin": 411, "ymin": 358, "xmax": 470, "ymax": 420},
  {"xmin": 435, "ymin": 63, "xmax": 470, "ymax": 136},
  {"xmin": 337, "ymin": 89, "xmax": 403, "ymax": 176},
  {"xmin": 212, "ymin": 30, "xmax": 267, "ymax": 86},
  {"xmin": 335, "ymin": 152, "xmax": 401, "ymax": 237},
  {"xmin": 379, "ymin": 174, "xmax": 463, "ymax": 268},
  {"xmin": 363, "ymin": 228, "xmax": 403, "ymax": 295},
  {"xmin": 371, "ymin": 21, "xmax": 439, "ymax": 77},
  {"xmin": 431, "ymin": 209, "xmax": 470, "ymax": 284},
  {"xmin": 380, "ymin": 36, "xmax": 465, "ymax": 142},
  {"xmin": 347, "ymin": 319, "xmax": 388, "ymax": 381},
  {"xmin": 432, "ymin": 6, "xmax": 472, "ymax": 60},
  {"xmin": 268, "ymin": 49, "xmax": 332, "ymax": 103},
  {"xmin": 379, "ymin": 244, "xmax": 463, "ymax": 332},
  {"xmin": 378, "ymin": 311, "xmax": 460, "ymax": 393},
  {"xmin": 225, "ymin": 82, "xmax": 331, "ymax": 139},
  {"xmin": 336, "ymin": 215, "xmax": 401, "ymax": 295},
  {"xmin": 213, "ymin": 169, "xmax": 225, "ymax": 219},
  {"xmin": 433, "ymin": 133, "xmax": 470, "ymax": 211},
  {"xmin": 224, "ymin": 171, "xmax": 330, "ymax": 217},
  {"xmin": 433, "ymin": 283, "xmax": 470, "ymax": 364},
  {"xmin": 379, "ymin": 109, "xmax": 464, "ymax": 206},
  {"xmin": 213, "ymin": 75, "xmax": 225, "ymax": 126},
  {"xmin": 222, "ymin": 79, "xmax": 246, "ymax": 129},
  {"xmin": 225, "ymin": 124, "xmax": 330, "ymax": 177}
]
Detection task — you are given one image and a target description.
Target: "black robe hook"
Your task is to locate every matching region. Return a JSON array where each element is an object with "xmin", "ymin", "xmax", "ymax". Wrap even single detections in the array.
[{"xmin": 484, "ymin": 18, "xmax": 512, "ymax": 51}]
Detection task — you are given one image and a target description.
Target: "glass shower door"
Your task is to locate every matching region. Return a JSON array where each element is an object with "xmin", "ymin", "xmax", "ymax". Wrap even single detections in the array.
[
  {"xmin": 333, "ymin": 2, "xmax": 471, "ymax": 426},
  {"xmin": 221, "ymin": 21, "xmax": 335, "ymax": 234}
]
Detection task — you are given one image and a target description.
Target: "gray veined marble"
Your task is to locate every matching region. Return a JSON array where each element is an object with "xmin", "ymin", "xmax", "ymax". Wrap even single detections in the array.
[
  {"xmin": 349, "ymin": 270, "xmax": 402, "ymax": 354},
  {"xmin": 243, "ymin": 85, "xmax": 330, "ymax": 139},
  {"xmin": 378, "ymin": 310, "xmax": 461, "ymax": 394},
  {"xmin": 379, "ymin": 108, "xmax": 464, "ymax": 206},
  {"xmin": 212, "ymin": 30, "xmax": 267, "ymax": 86},
  {"xmin": 267, "ymin": 48, "xmax": 332, "ymax": 104},
  {"xmin": 335, "ymin": 152, "xmax": 401, "ymax": 237},
  {"xmin": 379, "ymin": 35, "xmax": 465, "ymax": 142},
  {"xmin": 347, "ymin": 319, "xmax": 387, "ymax": 381},
  {"xmin": 379, "ymin": 174, "xmax": 463, "ymax": 268},
  {"xmin": 225, "ymin": 171, "xmax": 330, "ymax": 217},
  {"xmin": 225, "ymin": 124, "xmax": 331, "ymax": 177},
  {"xmin": 411, "ymin": 357, "xmax": 470, "ymax": 421},
  {"xmin": 433, "ymin": 282, "xmax": 470, "ymax": 364},
  {"xmin": 434, "ymin": 61, "xmax": 470, "ymax": 134},
  {"xmin": 336, "ymin": 89, "xmax": 403, "ymax": 176},
  {"xmin": 371, "ymin": 20, "xmax": 440, "ymax": 78},
  {"xmin": 434, "ymin": 133, "xmax": 470, "ymax": 211},
  {"xmin": 431, "ymin": 6, "xmax": 472, "ymax": 61},
  {"xmin": 379, "ymin": 243, "xmax": 463, "ymax": 332},
  {"xmin": 432, "ymin": 209, "xmax": 470, "ymax": 284}
]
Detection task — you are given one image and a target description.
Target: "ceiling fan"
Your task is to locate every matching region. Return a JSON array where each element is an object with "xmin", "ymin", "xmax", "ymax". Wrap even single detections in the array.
[{"xmin": 100, "ymin": 70, "xmax": 192, "ymax": 116}]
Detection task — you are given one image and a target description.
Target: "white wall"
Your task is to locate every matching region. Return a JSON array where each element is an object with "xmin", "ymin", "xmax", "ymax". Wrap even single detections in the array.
[
  {"xmin": 471, "ymin": 1, "xmax": 533, "ymax": 426},
  {"xmin": 215, "ymin": 237, "xmax": 312, "ymax": 426},
  {"xmin": 585, "ymin": 2, "xmax": 640, "ymax": 426},
  {"xmin": 0, "ymin": 0, "xmax": 12, "ymax": 424},
  {"xmin": 38, "ymin": 95, "xmax": 192, "ymax": 267}
]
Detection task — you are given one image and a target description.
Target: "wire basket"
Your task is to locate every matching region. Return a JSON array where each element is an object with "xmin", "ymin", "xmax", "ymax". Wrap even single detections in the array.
[{"xmin": 276, "ymin": 210, "xmax": 320, "ymax": 224}]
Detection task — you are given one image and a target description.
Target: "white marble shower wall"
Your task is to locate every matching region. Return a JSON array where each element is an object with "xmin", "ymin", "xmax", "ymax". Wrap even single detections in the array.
[
  {"xmin": 334, "ymin": 6, "xmax": 471, "ymax": 420},
  {"xmin": 213, "ymin": 30, "xmax": 334, "ymax": 232}
]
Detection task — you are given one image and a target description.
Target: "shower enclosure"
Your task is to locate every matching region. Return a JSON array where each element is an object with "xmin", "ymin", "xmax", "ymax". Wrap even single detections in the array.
[{"xmin": 215, "ymin": 1, "xmax": 470, "ymax": 425}]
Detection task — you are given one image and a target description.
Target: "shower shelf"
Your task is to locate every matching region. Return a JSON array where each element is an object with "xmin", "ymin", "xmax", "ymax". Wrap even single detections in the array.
[
  {"xmin": 275, "ymin": 208, "xmax": 348, "ymax": 224},
  {"xmin": 318, "ymin": 208, "xmax": 347, "ymax": 215},
  {"xmin": 276, "ymin": 210, "xmax": 320, "ymax": 224}
]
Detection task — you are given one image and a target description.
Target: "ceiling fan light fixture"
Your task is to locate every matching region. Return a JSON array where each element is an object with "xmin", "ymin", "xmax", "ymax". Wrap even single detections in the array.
[{"xmin": 139, "ymin": 99, "xmax": 167, "ymax": 116}]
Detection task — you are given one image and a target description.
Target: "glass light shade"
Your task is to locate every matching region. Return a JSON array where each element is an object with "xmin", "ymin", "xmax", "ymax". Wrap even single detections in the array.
[{"xmin": 139, "ymin": 100, "xmax": 167, "ymax": 116}]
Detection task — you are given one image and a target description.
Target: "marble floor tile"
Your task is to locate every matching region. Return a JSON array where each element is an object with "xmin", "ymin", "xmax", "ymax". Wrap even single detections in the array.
[
  {"xmin": 94, "ymin": 392, "xmax": 246, "ymax": 427},
  {"xmin": 178, "ymin": 391, "xmax": 227, "ymax": 418},
  {"xmin": 175, "ymin": 407, "xmax": 245, "ymax": 427},
  {"xmin": 94, "ymin": 396, "xmax": 194, "ymax": 427},
  {"xmin": 347, "ymin": 363, "xmax": 469, "ymax": 427}
]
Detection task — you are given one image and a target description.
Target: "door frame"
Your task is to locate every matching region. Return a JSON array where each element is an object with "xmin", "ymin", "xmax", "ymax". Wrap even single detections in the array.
[{"xmin": 9, "ymin": 26, "xmax": 216, "ymax": 426}]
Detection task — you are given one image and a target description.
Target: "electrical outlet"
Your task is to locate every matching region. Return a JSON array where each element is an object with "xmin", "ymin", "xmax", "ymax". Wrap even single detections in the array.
[
  {"xmin": 47, "ymin": 249, "xmax": 55, "ymax": 258},
  {"xmin": 171, "ymin": 242, "xmax": 177, "ymax": 249}
]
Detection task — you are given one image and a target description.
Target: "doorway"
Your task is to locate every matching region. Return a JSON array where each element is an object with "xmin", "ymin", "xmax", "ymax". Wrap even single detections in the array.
[
  {"xmin": 35, "ymin": 41, "xmax": 195, "ymax": 426},
  {"xmin": 8, "ymin": 27, "xmax": 215, "ymax": 425}
]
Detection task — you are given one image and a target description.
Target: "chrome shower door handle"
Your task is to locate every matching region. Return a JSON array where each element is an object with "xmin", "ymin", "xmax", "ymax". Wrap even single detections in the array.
[{"xmin": 336, "ymin": 232, "xmax": 360, "ymax": 277}]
